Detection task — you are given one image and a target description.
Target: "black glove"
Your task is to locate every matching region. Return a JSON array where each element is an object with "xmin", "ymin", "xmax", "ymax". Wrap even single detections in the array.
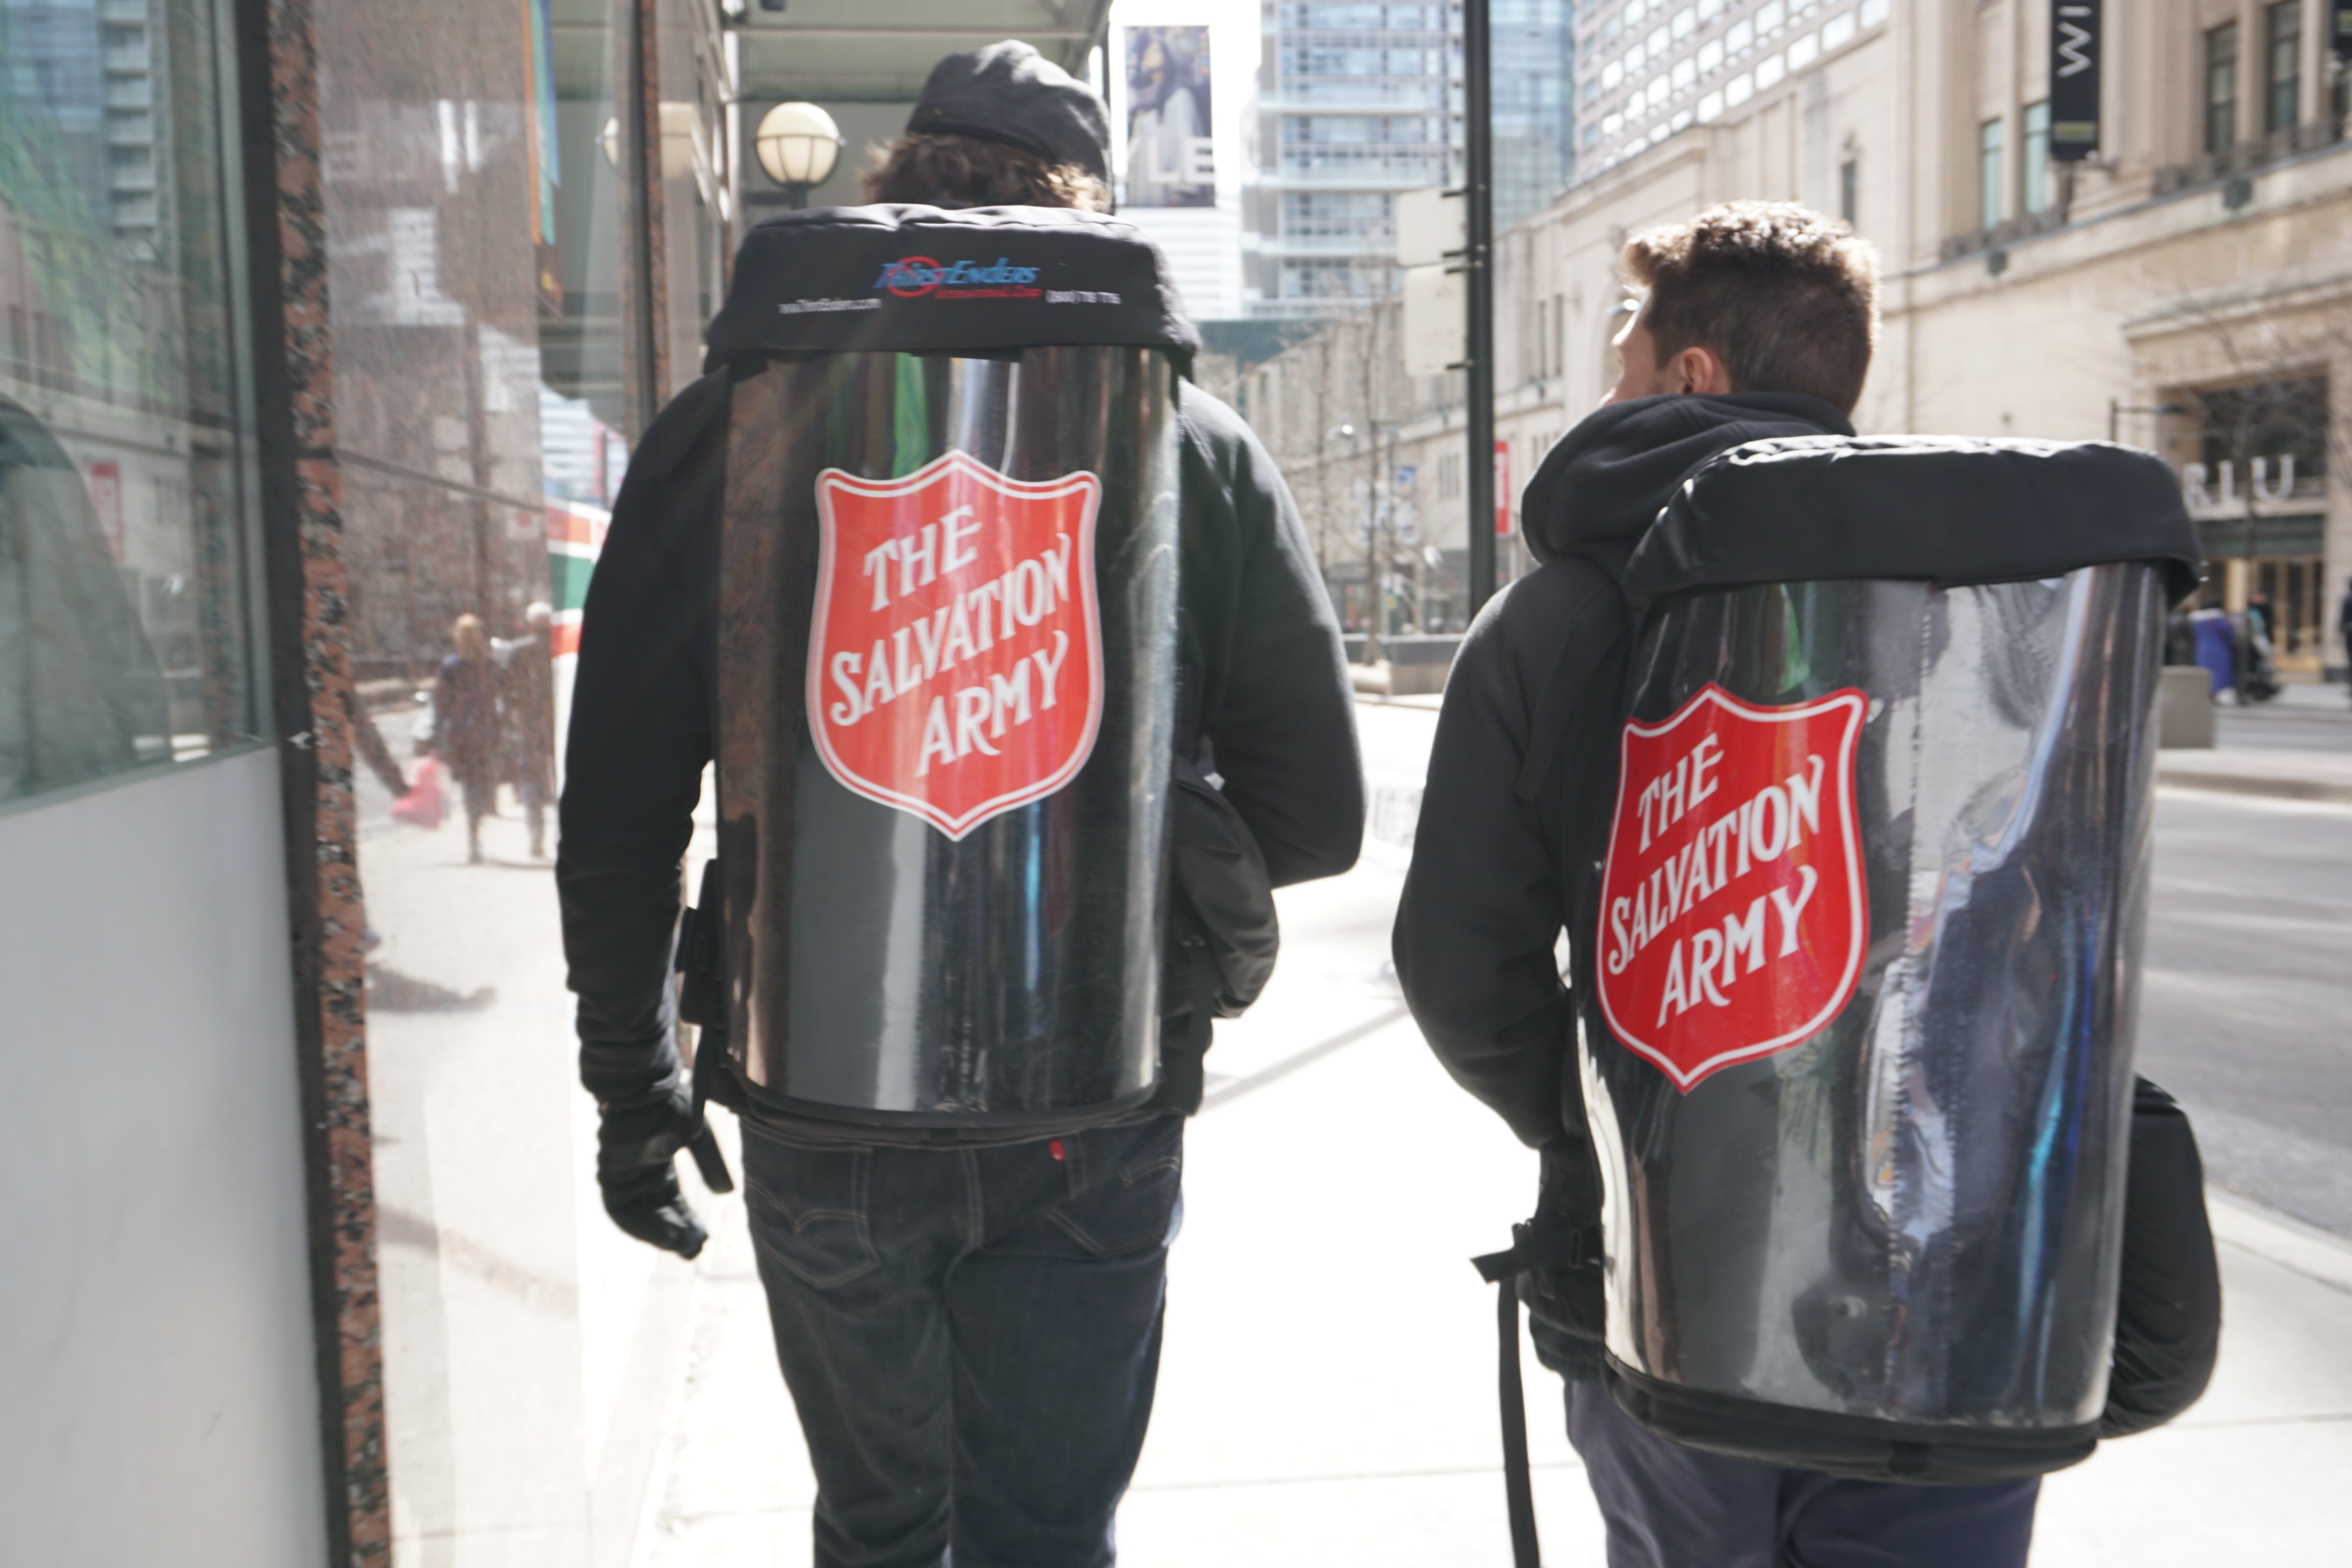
[
  {"xmin": 1519, "ymin": 1135, "xmax": 1606, "ymax": 1343},
  {"xmin": 597, "ymin": 1085, "xmax": 708, "ymax": 1259}
]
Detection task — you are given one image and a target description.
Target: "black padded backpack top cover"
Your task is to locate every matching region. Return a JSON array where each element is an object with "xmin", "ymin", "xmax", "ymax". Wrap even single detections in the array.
[
  {"xmin": 1626, "ymin": 435, "xmax": 2204, "ymax": 605},
  {"xmin": 705, "ymin": 204, "xmax": 1201, "ymax": 368}
]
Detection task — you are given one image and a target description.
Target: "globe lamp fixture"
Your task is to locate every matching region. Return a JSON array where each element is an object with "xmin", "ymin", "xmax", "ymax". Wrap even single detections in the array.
[{"xmin": 755, "ymin": 101, "xmax": 843, "ymax": 207}]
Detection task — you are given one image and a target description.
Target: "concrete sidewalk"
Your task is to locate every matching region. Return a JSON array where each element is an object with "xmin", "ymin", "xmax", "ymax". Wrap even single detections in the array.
[
  {"xmin": 628, "ymin": 695, "xmax": 2352, "ymax": 1564},
  {"xmin": 633, "ymin": 854, "xmax": 2352, "ymax": 1565}
]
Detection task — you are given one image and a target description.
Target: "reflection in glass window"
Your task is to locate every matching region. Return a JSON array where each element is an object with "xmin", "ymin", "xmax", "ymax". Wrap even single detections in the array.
[
  {"xmin": 0, "ymin": 0, "xmax": 261, "ymax": 807},
  {"xmin": 1980, "ymin": 116, "xmax": 2006, "ymax": 230},
  {"xmin": 2264, "ymin": 2, "xmax": 2299, "ymax": 135},
  {"xmin": 2023, "ymin": 100, "xmax": 2051, "ymax": 216},
  {"xmin": 2206, "ymin": 22, "xmax": 2239, "ymax": 155}
]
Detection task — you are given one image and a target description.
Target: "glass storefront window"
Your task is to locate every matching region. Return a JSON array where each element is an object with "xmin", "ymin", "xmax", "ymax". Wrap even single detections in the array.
[
  {"xmin": 311, "ymin": 0, "xmax": 733, "ymax": 1555},
  {"xmin": 0, "ymin": 0, "xmax": 263, "ymax": 809}
]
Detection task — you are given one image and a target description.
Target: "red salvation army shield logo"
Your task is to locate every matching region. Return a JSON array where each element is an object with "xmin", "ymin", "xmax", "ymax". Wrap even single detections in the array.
[
  {"xmin": 807, "ymin": 451, "xmax": 1103, "ymax": 839},
  {"xmin": 1595, "ymin": 684, "xmax": 1869, "ymax": 1091}
]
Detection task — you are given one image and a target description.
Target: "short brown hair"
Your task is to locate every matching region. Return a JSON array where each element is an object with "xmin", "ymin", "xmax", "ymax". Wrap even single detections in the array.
[
  {"xmin": 862, "ymin": 132, "xmax": 1110, "ymax": 212},
  {"xmin": 1621, "ymin": 201, "xmax": 1879, "ymax": 413}
]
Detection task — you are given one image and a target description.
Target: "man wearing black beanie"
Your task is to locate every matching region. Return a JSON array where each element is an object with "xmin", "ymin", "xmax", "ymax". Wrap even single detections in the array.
[{"xmin": 557, "ymin": 40, "xmax": 1363, "ymax": 1568}]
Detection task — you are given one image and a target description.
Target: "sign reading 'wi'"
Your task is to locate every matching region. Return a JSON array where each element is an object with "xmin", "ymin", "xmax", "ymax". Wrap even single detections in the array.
[{"xmin": 2051, "ymin": 2, "xmax": 2101, "ymax": 162}]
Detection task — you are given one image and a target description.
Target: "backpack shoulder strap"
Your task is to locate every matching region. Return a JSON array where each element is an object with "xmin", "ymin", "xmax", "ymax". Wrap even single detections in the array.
[{"xmin": 1514, "ymin": 557, "xmax": 1637, "ymax": 806}]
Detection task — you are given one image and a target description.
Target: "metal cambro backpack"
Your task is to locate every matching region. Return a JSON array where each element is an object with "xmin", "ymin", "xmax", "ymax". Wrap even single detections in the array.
[
  {"xmin": 699, "ymin": 205, "xmax": 1197, "ymax": 1131},
  {"xmin": 1579, "ymin": 437, "xmax": 2202, "ymax": 1482}
]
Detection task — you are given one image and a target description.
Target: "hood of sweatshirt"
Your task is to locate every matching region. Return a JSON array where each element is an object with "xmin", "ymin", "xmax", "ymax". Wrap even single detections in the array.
[{"xmin": 1520, "ymin": 392, "xmax": 1854, "ymax": 572}]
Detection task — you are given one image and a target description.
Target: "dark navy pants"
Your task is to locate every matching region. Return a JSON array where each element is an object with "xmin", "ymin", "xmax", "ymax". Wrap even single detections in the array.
[
  {"xmin": 743, "ymin": 1114, "xmax": 1184, "ymax": 1568},
  {"xmin": 1564, "ymin": 1381, "xmax": 2042, "ymax": 1568}
]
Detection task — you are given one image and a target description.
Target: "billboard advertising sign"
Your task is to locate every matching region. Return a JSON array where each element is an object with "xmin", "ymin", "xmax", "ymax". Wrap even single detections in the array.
[{"xmin": 1125, "ymin": 26, "xmax": 1214, "ymax": 206}]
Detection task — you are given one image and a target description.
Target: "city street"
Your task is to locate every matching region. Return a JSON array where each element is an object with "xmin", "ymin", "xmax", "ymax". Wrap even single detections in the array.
[
  {"xmin": 2138, "ymin": 785, "xmax": 2352, "ymax": 1236},
  {"xmin": 632, "ymin": 691, "xmax": 2352, "ymax": 1566}
]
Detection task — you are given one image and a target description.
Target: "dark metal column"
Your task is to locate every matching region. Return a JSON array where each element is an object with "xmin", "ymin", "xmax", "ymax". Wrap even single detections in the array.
[
  {"xmin": 624, "ymin": 0, "xmax": 668, "ymax": 437},
  {"xmin": 230, "ymin": 0, "xmax": 389, "ymax": 1557},
  {"xmin": 1463, "ymin": 0, "xmax": 1496, "ymax": 613}
]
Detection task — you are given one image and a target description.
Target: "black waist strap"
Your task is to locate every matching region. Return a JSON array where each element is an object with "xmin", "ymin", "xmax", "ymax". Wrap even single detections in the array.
[{"xmin": 1470, "ymin": 1218, "xmax": 1602, "ymax": 1568}]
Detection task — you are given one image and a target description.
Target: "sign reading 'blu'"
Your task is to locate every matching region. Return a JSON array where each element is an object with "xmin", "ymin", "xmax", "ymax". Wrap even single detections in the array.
[{"xmin": 2050, "ymin": 1, "xmax": 2101, "ymax": 161}]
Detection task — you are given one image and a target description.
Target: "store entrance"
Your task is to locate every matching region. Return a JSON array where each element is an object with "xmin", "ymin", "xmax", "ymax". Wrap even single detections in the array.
[
  {"xmin": 2196, "ymin": 535, "xmax": 2333, "ymax": 674},
  {"xmin": 2253, "ymin": 555, "xmax": 2330, "ymax": 669}
]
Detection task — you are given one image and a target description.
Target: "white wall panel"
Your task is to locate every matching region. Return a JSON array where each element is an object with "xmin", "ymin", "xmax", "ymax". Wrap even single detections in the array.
[{"xmin": 0, "ymin": 750, "xmax": 323, "ymax": 1566}]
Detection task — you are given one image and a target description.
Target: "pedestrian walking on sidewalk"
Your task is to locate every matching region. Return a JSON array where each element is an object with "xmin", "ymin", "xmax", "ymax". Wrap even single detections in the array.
[
  {"xmin": 495, "ymin": 601, "xmax": 555, "ymax": 858},
  {"xmin": 1395, "ymin": 203, "xmax": 2213, "ymax": 1568},
  {"xmin": 430, "ymin": 612, "xmax": 499, "ymax": 864},
  {"xmin": 556, "ymin": 41, "xmax": 1362, "ymax": 1568},
  {"xmin": 2338, "ymin": 575, "xmax": 2352, "ymax": 701}
]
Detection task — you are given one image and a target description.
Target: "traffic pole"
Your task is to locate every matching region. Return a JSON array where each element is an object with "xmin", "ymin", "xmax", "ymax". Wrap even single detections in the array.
[{"xmin": 1463, "ymin": 0, "xmax": 1497, "ymax": 616}]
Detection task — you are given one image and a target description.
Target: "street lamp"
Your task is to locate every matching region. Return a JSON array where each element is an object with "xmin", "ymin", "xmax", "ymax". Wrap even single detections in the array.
[{"xmin": 754, "ymin": 102, "xmax": 844, "ymax": 209}]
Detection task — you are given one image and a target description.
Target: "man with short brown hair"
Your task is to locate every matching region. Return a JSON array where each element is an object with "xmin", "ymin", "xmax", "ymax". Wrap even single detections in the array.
[
  {"xmin": 1397, "ymin": 203, "xmax": 2043, "ymax": 1565},
  {"xmin": 1615, "ymin": 200, "xmax": 1878, "ymax": 412}
]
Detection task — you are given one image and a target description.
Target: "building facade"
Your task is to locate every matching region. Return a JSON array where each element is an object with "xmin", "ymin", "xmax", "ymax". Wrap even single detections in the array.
[
  {"xmin": 1573, "ymin": 0, "xmax": 1893, "ymax": 179},
  {"xmin": 1243, "ymin": 2, "xmax": 1464, "ymax": 314},
  {"xmin": 1242, "ymin": 0, "xmax": 2352, "ymax": 673},
  {"xmin": 1241, "ymin": 1, "xmax": 1579, "ymax": 316},
  {"xmin": 1495, "ymin": 0, "xmax": 1581, "ymax": 222}
]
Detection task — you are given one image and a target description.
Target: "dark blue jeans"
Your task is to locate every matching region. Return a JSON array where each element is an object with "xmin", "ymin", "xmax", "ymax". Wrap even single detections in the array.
[
  {"xmin": 1564, "ymin": 1380, "xmax": 2041, "ymax": 1568},
  {"xmin": 742, "ymin": 1114, "xmax": 1185, "ymax": 1568}
]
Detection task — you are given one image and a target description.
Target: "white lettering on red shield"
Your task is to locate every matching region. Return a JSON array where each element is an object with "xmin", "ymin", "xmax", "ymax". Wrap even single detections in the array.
[
  {"xmin": 806, "ymin": 451, "xmax": 1103, "ymax": 838},
  {"xmin": 1595, "ymin": 684, "xmax": 1868, "ymax": 1091}
]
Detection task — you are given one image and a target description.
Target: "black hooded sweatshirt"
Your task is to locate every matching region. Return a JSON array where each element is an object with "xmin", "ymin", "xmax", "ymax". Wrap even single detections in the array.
[{"xmin": 1393, "ymin": 392, "xmax": 1852, "ymax": 1147}]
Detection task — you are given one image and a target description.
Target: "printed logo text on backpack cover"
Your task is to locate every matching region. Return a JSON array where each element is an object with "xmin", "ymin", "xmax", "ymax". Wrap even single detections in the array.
[
  {"xmin": 1595, "ymin": 684, "xmax": 1868, "ymax": 1091},
  {"xmin": 808, "ymin": 452, "xmax": 1102, "ymax": 838}
]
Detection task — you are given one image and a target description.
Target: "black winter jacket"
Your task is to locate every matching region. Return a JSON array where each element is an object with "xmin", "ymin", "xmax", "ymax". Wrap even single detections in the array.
[
  {"xmin": 556, "ymin": 372, "xmax": 1363, "ymax": 1135},
  {"xmin": 1393, "ymin": 392, "xmax": 1853, "ymax": 1147}
]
